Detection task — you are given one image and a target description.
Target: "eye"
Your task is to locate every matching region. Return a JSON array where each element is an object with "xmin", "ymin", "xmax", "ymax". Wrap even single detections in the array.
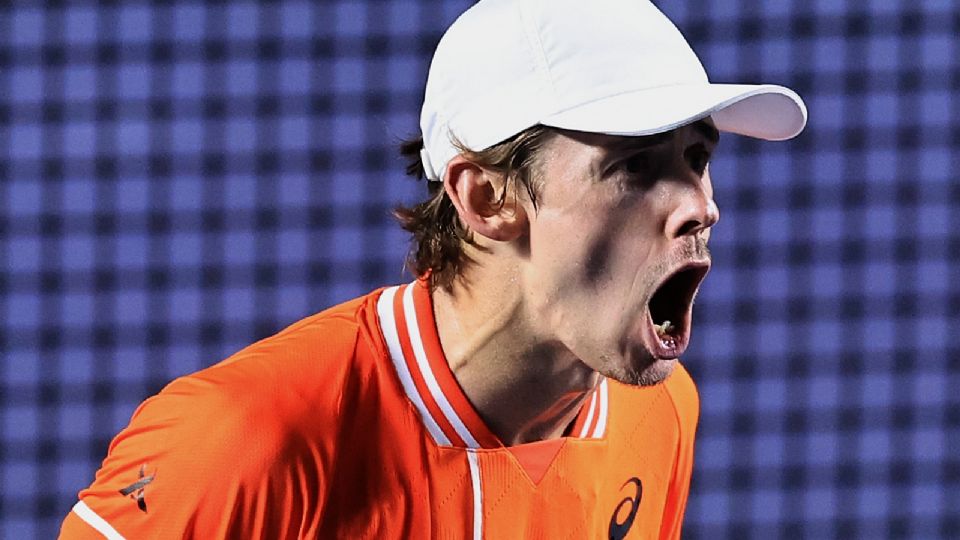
[
  {"xmin": 621, "ymin": 152, "xmax": 652, "ymax": 175},
  {"xmin": 604, "ymin": 149, "xmax": 665, "ymax": 191},
  {"xmin": 685, "ymin": 144, "xmax": 711, "ymax": 176}
]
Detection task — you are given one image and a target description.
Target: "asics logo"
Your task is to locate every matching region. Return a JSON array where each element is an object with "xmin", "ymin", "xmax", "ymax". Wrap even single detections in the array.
[{"xmin": 608, "ymin": 477, "xmax": 643, "ymax": 540}]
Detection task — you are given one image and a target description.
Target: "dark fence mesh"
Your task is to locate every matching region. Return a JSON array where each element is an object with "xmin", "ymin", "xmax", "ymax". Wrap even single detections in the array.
[{"xmin": 1, "ymin": 1, "xmax": 957, "ymax": 538}]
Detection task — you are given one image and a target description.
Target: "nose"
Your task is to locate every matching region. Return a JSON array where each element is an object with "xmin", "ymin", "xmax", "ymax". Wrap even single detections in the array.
[{"xmin": 664, "ymin": 181, "xmax": 720, "ymax": 239}]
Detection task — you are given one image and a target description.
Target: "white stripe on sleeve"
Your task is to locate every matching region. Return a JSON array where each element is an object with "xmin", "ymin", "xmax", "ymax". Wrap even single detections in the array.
[{"xmin": 71, "ymin": 500, "xmax": 126, "ymax": 540}]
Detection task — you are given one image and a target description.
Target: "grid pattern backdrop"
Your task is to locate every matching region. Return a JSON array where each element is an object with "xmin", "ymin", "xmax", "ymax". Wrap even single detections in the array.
[{"xmin": 1, "ymin": 1, "xmax": 957, "ymax": 538}]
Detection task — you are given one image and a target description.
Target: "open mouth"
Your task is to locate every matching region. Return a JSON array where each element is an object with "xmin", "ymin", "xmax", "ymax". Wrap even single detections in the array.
[{"xmin": 643, "ymin": 262, "xmax": 710, "ymax": 358}]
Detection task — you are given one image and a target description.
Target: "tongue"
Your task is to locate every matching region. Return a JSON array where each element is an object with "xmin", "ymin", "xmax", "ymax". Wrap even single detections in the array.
[
  {"xmin": 655, "ymin": 320, "xmax": 675, "ymax": 335},
  {"xmin": 654, "ymin": 319, "xmax": 678, "ymax": 349}
]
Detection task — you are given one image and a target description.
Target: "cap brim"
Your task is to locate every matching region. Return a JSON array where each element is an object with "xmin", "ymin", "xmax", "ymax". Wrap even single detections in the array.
[{"xmin": 540, "ymin": 83, "xmax": 807, "ymax": 141}]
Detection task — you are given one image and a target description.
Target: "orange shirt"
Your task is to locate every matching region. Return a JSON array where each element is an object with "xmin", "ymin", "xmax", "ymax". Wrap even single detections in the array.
[{"xmin": 59, "ymin": 280, "xmax": 699, "ymax": 539}]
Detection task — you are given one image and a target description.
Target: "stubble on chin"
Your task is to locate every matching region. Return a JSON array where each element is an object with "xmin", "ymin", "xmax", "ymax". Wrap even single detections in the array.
[
  {"xmin": 600, "ymin": 346, "xmax": 677, "ymax": 387},
  {"xmin": 632, "ymin": 358, "xmax": 677, "ymax": 386}
]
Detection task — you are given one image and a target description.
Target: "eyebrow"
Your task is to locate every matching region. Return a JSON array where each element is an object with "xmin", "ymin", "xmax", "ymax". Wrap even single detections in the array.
[
  {"xmin": 601, "ymin": 119, "xmax": 720, "ymax": 155},
  {"xmin": 602, "ymin": 131, "xmax": 673, "ymax": 154}
]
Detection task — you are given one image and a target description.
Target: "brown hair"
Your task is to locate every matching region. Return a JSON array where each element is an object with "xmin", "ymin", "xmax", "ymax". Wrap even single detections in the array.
[{"xmin": 393, "ymin": 126, "xmax": 556, "ymax": 289}]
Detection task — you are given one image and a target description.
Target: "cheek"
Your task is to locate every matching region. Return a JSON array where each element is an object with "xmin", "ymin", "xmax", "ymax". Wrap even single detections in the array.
[
  {"xmin": 530, "ymin": 203, "xmax": 658, "ymax": 314},
  {"xmin": 528, "ymin": 183, "xmax": 603, "ymax": 265},
  {"xmin": 528, "ymin": 208, "xmax": 601, "ymax": 283},
  {"xmin": 534, "ymin": 189, "xmax": 659, "ymax": 277}
]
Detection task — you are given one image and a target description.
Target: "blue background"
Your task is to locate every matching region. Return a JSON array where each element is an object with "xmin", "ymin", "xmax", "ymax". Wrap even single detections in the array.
[{"xmin": 1, "ymin": 1, "xmax": 957, "ymax": 538}]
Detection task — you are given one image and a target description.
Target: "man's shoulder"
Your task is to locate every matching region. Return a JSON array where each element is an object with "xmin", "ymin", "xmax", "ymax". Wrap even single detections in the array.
[
  {"xmin": 78, "ymin": 291, "xmax": 394, "ymax": 508},
  {"xmin": 152, "ymin": 287, "xmax": 392, "ymax": 426},
  {"xmin": 224, "ymin": 288, "xmax": 381, "ymax": 366},
  {"xmin": 210, "ymin": 289, "xmax": 385, "ymax": 376}
]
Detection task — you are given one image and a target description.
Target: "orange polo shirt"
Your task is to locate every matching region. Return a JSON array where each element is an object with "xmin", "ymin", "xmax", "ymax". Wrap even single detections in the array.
[{"xmin": 59, "ymin": 279, "xmax": 699, "ymax": 539}]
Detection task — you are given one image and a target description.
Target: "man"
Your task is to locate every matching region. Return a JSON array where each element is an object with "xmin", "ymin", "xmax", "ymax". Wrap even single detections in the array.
[{"xmin": 60, "ymin": 0, "xmax": 806, "ymax": 538}]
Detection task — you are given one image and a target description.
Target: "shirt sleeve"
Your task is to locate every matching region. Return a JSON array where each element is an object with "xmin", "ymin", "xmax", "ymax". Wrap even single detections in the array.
[
  {"xmin": 658, "ymin": 364, "xmax": 700, "ymax": 540},
  {"xmin": 57, "ymin": 369, "xmax": 327, "ymax": 540}
]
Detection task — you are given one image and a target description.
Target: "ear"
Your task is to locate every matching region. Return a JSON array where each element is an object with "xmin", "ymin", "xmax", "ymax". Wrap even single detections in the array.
[{"xmin": 443, "ymin": 155, "xmax": 528, "ymax": 242}]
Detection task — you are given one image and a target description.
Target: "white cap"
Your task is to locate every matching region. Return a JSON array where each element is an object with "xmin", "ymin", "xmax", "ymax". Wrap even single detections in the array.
[{"xmin": 419, "ymin": 0, "xmax": 808, "ymax": 181}]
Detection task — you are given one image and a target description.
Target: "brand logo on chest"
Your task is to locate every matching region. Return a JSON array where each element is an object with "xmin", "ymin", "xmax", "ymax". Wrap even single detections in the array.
[{"xmin": 608, "ymin": 477, "xmax": 643, "ymax": 540}]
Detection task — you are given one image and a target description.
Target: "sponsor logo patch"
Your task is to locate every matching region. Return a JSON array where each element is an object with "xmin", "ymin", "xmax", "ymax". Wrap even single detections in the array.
[{"xmin": 118, "ymin": 464, "xmax": 156, "ymax": 513}]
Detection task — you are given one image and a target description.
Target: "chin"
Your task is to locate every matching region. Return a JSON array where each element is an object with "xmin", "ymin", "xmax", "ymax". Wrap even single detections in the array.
[
  {"xmin": 603, "ymin": 350, "xmax": 678, "ymax": 387},
  {"xmin": 633, "ymin": 358, "xmax": 678, "ymax": 386}
]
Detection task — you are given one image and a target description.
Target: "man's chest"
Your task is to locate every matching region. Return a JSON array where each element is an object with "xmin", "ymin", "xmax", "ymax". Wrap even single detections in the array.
[{"xmin": 317, "ymin": 427, "xmax": 678, "ymax": 540}]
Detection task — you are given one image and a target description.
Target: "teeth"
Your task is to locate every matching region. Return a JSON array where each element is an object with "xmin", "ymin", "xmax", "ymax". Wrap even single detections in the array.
[{"xmin": 655, "ymin": 320, "xmax": 674, "ymax": 336}]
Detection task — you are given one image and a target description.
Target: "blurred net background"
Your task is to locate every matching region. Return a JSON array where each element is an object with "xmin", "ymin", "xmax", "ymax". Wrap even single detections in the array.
[{"xmin": 1, "ymin": 1, "xmax": 957, "ymax": 538}]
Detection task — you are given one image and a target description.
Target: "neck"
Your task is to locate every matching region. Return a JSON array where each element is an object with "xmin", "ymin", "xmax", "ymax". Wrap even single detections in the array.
[{"xmin": 432, "ymin": 259, "xmax": 599, "ymax": 446}]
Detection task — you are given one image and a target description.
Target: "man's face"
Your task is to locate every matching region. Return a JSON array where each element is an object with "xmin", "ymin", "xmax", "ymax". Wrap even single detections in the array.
[{"xmin": 520, "ymin": 119, "xmax": 720, "ymax": 386}]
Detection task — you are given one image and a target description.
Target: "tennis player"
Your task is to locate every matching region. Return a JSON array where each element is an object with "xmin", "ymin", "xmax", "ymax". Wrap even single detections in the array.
[{"xmin": 59, "ymin": 0, "xmax": 806, "ymax": 538}]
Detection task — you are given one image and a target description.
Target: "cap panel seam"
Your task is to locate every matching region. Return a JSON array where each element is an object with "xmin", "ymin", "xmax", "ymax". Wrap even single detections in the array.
[{"xmin": 518, "ymin": 0, "xmax": 557, "ymax": 106}]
